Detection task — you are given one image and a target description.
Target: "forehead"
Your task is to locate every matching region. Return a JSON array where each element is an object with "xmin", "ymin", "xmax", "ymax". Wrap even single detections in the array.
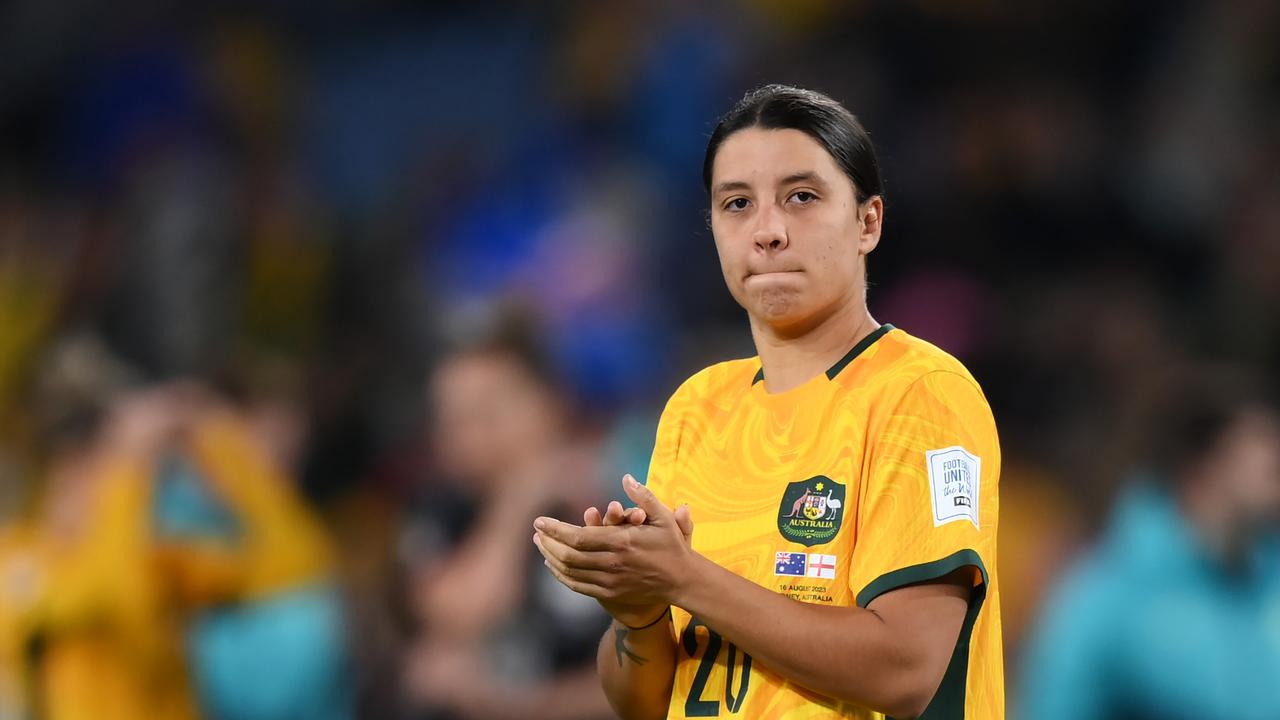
[
  {"xmin": 711, "ymin": 127, "xmax": 842, "ymax": 188},
  {"xmin": 433, "ymin": 352, "xmax": 527, "ymax": 396}
]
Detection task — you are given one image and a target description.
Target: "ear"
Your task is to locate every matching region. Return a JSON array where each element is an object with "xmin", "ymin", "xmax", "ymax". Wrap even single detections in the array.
[{"xmin": 858, "ymin": 196, "xmax": 883, "ymax": 256}]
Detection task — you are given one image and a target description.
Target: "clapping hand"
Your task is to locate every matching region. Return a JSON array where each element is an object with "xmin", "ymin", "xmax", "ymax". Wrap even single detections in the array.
[{"xmin": 534, "ymin": 474, "xmax": 694, "ymax": 627}]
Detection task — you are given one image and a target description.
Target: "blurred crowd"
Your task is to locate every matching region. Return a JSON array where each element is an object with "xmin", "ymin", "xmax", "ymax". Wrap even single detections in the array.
[{"xmin": 0, "ymin": 1, "xmax": 1278, "ymax": 718}]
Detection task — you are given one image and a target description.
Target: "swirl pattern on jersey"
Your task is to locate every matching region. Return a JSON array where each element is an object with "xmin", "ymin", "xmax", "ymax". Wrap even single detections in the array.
[{"xmin": 647, "ymin": 327, "xmax": 1004, "ymax": 719}]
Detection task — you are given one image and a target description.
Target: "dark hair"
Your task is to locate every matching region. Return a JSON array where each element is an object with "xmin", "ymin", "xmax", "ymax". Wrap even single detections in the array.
[
  {"xmin": 440, "ymin": 301, "xmax": 559, "ymax": 391},
  {"xmin": 1142, "ymin": 365, "xmax": 1278, "ymax": 482},
  {"xmin": 703, "ymin": 84, "xmax": 883, "ymax": 203}
]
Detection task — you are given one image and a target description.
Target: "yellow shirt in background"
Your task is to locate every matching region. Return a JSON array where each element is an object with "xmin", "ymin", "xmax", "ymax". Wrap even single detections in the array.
[
  {"xmin": 3, "ymin": 410, "xmax": 335, "ymax": 720},
  {"xmin": 37, "ymin": 458, "xmax": 199, "ymax": 720}
]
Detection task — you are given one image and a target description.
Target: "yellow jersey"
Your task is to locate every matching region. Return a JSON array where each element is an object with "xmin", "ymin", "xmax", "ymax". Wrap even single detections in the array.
[
  {"xmin": 0, "ymin": 411, "xmax": 335, "ymax": 720},
  {"xmin": 646, "ymin": 324, "xmax": 1003, "ymax": 719}
]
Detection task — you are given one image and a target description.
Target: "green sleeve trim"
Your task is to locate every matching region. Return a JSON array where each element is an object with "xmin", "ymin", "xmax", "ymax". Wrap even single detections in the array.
[{"xmin": 855, "ymin": 549, "xmax": 988, "ymax": 720}]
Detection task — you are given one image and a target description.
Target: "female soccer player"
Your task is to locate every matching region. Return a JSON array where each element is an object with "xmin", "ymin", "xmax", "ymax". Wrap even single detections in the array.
[{"xmin": 534, "ymin": 85, "xmax": 1003, "ymax": 719}]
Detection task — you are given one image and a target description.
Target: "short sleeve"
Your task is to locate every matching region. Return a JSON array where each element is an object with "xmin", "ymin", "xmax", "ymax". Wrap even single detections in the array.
[
  {"xmin": 642, "ymin": 391, "xmax": 684, "ymax": 509},
  {"xmin": 847, "ymin": 370, "xmax": 1000, "ymax": 606}
]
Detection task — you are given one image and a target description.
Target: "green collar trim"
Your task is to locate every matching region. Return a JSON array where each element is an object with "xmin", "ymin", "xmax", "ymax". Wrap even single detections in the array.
[{"xmin": 751, "ymin": 323, "xmax": 896, "ymax": 386}]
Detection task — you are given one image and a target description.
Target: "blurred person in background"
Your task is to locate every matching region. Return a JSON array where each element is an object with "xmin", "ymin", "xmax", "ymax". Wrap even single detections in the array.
[
  {"xmin": 153, "ymin": 370, "xmax": 353, "ymax": 720},
  {"xmin": 0, "ymin": 334, "xmax": 351, "ymax": 720},
  {"xmin": 1019, "ymin": 366, "xmax": 1280, "ymax": 719},
  {"xmin": 399, "ymin": 312, "xmax": 614, "ymax": 720},
  {"xmin": 0, "ymin": 335, "xmax": 201, "ymax": 720}
]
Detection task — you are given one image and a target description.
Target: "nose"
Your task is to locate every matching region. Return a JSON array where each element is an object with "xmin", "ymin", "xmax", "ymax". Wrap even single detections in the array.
[{"xmin": 751, "ymin": 203, "xmax": 788, "ymax": 252}]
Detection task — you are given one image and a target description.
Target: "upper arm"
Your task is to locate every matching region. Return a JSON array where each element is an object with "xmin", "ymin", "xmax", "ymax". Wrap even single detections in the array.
[
  {"xmin": 845, "ymin": 370, "xmax": 1001, "ymax": 713},
  {"xmin": 865, "ymin": 566, "xmax": 974, "ymax": 707}
]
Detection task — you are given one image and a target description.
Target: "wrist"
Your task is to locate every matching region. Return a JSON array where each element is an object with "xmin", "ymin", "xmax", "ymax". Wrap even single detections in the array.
[
  {"xmin": 669, "ymin": 549, "xmax": 713, "ymax": 610},
  {"xmin": 605, "ymin": 602, "xmax": 668, "ymax": 629},
  {"xmin": 617, "ymin": 606, "xmax": 671, "ymax": 631}
]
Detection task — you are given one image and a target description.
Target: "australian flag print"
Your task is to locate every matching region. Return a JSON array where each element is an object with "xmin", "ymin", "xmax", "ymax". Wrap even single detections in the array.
[{"xmin": 774, "ymin": 552, "xmax": 807, "ymax": 576}]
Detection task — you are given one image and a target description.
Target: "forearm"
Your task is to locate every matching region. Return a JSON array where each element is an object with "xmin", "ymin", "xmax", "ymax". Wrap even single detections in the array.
[
  {"xmin": 530, "ymin": 479, "xmax": 961, "ymax": 717},
  {"xmin": 676, "ymin": 554, "xmax": 939, "ymax": 717},
  {"xmin": 423, "ymin": 503, "xmax": 532, "ymax": 633},
  {"xmin": 596, "ymin": 616, "xmax": 677, "ymax": 720}
]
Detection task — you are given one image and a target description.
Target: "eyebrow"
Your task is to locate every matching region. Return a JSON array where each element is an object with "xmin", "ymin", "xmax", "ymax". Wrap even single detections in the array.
[
  {"xmin": 712, "ymin": 180, "xmax": 752, "ymax": 196},
  {"xmin": 712, "ymin": 171, "xmax": 829, "ymax": 197},
  {"xmin": 779, "ymin": 171, "xmax": 827, "ymax": 188}
]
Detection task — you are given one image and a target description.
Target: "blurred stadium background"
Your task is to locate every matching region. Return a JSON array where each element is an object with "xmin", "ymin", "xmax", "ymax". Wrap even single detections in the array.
[{"xmin": 0, "ymin": 1, "xmax": 1277, "ymax": 718}]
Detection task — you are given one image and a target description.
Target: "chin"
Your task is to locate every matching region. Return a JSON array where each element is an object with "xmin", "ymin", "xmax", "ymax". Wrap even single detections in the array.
[
  {"xmin": 751, "ymin": 295, "xmax": 823, "ymax": 335},
  {"xmin": 751, "ymin": 284, "xmax": 804, "ymax": 317}
]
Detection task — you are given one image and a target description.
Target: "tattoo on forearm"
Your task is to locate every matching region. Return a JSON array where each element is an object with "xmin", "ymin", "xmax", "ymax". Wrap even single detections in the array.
[{"xmin": 614, "ymin": 626, "xmax": 650, "ymax": 667}]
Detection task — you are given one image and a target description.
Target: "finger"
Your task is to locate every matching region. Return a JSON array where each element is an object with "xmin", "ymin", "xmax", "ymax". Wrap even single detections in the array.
[
  {"xmin": 602, "ymin": 501, "xmax": 626, "ymax": 526},
  {"xmin": 624, "ymin": 507, "xmax": 647, "ymax": 525},
  {"xmin": 621, "ymin": 474, "xmax": 674, "ymax": 526},
  {"xmin": 536, "ymin": 546, "xmax": 620, "ymax": 589},
  {"xmin": 533, "ymin": 533, "xmax": 578, "ymax": 575},
  {"xmin": 534, "ymin": 517, "xmax": 617, "ymax": 551},
  {"xmin": 673, "ymin": 504, "xmax": 694, "ymax": 542},
  {"xmin": 534, "ymin": 531, "xmax": 619, "ymax": 572},
  {"xmin": 540, "ymin": 556, "xmax": 612, "ymax": 600},
  {"xmin": 584, "ymin": 506, "xmax": 603, "ymax": 526}
]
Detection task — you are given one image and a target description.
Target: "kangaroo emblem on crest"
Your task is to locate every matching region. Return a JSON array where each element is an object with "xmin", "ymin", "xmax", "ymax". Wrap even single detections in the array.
[{"xmin": 783, "ymin": 488, "xmax": 812, "ymax": 518}]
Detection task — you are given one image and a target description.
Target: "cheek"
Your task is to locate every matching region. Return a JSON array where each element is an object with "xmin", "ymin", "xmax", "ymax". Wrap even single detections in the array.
[{"xmin": 811, "ymin": 229, "xmax": 857, "ymax": 275}]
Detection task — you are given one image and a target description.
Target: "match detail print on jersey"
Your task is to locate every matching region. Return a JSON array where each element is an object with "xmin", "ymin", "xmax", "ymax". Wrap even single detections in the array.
[
  {"xmin": 926, "ymin": 445, "xmax": 980, "ymax": 529},
  {"xmin": 775, "ymin": 476, "xmax": 845, "ymax": 547}
]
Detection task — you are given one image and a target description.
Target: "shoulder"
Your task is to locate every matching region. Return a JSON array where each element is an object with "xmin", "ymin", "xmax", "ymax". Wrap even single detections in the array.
[
  {"xmin": 846, "ymin": 326, "xmax": 989, "ymax": 408},
  {"xmin": 662, "ymin": 356, "xmax": 758, "ymax": 411},
  {"xmin": 883, "ymin": 328, "xmax": 983, "ymax": 392}
]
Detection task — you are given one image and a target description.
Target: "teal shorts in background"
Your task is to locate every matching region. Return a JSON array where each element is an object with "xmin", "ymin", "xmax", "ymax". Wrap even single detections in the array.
[{"xmin": 189, "ymin": 583, "xmax": 353, "ymax": 720}]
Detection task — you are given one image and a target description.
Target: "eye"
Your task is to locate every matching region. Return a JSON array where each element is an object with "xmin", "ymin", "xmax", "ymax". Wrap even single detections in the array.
[
  {"xmin": 789, "ymin": 190, "xmax": 817, "ymax": 205},
  {"xmin": 724, "ymin": 197, "xmax": 751, "ymax": 212}
]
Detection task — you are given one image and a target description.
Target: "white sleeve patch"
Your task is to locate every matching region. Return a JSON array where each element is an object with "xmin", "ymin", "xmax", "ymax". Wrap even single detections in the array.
[{"xmin": 925, "ymin": 446, "xmax": 980, "ymax": 530}]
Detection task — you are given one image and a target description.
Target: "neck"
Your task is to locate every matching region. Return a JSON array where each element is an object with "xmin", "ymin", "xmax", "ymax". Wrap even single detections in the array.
[{"xmin": 750, "ymin": 299, "xmax": 879, "ymax": 394}]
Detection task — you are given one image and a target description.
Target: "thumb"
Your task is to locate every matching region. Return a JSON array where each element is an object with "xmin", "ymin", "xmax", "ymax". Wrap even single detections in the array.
[
  {"xmin": 673, "ymin": 503, "xmax": 694, "ymax": 544},
  {"xmin": 622, "ymin": 474, "xmax": 673, "ymax": 525}
]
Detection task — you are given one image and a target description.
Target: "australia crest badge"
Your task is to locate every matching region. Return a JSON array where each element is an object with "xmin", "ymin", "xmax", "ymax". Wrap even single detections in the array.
[{"xmin": 776, "ymin": 475, "xmax": 845, "ymax": 547}]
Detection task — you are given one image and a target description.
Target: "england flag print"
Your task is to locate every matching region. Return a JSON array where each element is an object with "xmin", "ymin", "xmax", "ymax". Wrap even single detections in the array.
[{"xmin": 806, "ymin": 554, "xmax": 837, "ymax": 579}]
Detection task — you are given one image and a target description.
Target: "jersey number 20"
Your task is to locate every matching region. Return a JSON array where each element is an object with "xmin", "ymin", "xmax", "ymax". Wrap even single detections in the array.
[{"xmin": 681, "ymin": 616, "xmax": 752, "ymax": 716}]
